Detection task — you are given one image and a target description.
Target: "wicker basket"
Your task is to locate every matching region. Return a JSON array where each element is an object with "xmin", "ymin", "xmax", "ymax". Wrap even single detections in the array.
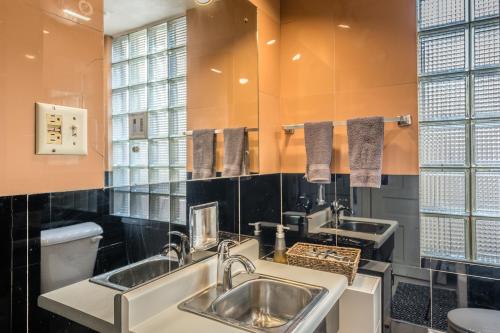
[{"xmin": 286, "ymin": 242, "xmax": 361, "ymax": 285}]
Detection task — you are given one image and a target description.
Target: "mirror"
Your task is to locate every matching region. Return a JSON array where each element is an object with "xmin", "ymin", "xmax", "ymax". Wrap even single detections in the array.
[
  {"xmin": 37, "ymin": 0, "xmax": 259, "ymax": 299},
  {"xmin": 103, "ymin": 0, "xmax": 259, "ymax": 290}
]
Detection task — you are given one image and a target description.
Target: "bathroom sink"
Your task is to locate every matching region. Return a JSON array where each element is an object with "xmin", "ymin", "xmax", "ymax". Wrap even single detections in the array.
[
  {"xmin": 179, "ymin": 274, "xmax": 327, "ymax": 333},
  {"xmin": 336, "ymin": 221, "xmax": 390, "ymax": 235},
  {"xmin": 91, "ymin": 255, "xmax": 180, "ymax": 291}
]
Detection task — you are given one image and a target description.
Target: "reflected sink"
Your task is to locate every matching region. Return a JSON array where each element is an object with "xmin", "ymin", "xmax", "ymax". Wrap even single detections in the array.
[
  {"xmin": 91, "ymin": 255, "xmax": 179, "ymax": 291},
  {"xmin": 337, "ymin": 221, "xmax": 390, "ymax": 235},
  {"xmin": 179, "ymin": 274, "xmax": 327, "ymax": 333}
]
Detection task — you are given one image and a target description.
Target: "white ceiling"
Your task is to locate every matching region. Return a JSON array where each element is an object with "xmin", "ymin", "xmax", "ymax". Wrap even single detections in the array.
[{"xmin": 104, "ymin": 0, "xmax": 197, "ymax": 36}]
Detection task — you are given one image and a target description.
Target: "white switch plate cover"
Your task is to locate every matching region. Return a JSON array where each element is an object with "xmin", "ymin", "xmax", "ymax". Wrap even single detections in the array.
[{"xmin": 35, "ymin": 102, "xmax": 88, "ymax": 155}]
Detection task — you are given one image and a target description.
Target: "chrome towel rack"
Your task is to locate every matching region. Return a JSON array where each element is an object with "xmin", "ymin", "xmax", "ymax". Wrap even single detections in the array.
[
  {"xmin": 282, "ymin": 115, "xmax": 412, "ymax": 135},
  {"xmin": 183, "ymin": 127, "xmax": 258, "ymax": 136}
]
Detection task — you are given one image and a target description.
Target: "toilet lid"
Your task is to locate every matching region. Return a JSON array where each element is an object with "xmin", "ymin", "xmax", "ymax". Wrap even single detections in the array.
[
  {"xmin": 41, "ymin": 222, "xmax": 103, "ymax": 246},
  {"xmin": 448, "ymin": 308, "xmax": 500, "ymax": 333}
]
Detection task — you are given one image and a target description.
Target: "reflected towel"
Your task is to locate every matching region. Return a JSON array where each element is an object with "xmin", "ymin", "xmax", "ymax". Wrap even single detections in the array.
[
  {"xmin": 192, "ymin": 129, "xmax": 216, "ymax": 179},
  {"xmin": 222, "ymin": 127, "xmax": 247, "ymax": 177},
  {"xmin": 304, "ymin": 121, "xmax": 333, "ymax": 184},
  {"xmin": 347, "ymin": 116, "xmax": 384, "ymax": 188}
]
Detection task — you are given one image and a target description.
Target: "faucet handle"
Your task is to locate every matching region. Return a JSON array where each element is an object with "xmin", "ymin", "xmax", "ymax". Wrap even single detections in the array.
[{"xmin": 217, "ymin": 239, "xmax": 238, "ymax": 255}]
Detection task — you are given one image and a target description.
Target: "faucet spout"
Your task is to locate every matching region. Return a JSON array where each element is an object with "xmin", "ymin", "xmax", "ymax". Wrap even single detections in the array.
[
  {"xmin": 161, "ymin": 243, "xmax": 183, "ymax": 264},
  {"xmin": 217, "ymin": 239, "xmax": 238, "ymax": 286},
  {"xmin": 161, "ymin": 231, "xmax": 192, "ymax": 266},
  {"xmin": 221, "ymin": 254, "xmax": 256, "ymax": 292}
]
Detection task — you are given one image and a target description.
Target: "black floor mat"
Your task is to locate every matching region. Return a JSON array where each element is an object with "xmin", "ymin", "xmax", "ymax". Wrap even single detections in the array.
[
  {"xmin": 391, "ymin": 282, "xmax": 457, "ymax": 331},
  {"xmin": 432, "ymin": 287, "xmax": 457, "ymax": 331},
  {"xmin": 392, "ymin": 282, "xmax": 431, "ymax": 327}
]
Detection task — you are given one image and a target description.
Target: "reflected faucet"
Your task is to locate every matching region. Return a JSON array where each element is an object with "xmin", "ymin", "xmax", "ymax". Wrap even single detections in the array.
[
  {"xmin": 221, "ymin": 254, "xmax": 256, "ymax": 292},
  {"xmin": 331, "ymin": 200, "xmax": 352, "ymax": 225},
  {"xmin": 217, "ymin": 239, "xmax": 238, "ymax": 287},
  {"xmin": 161, "ymin": 231, "xmax": 192, "ymax": 266}
]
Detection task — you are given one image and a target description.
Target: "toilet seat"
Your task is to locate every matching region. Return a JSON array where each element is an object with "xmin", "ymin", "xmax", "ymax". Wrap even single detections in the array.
[{"xmin": 448, "ymin": 308, "xmax": 500, "ymax": 333}]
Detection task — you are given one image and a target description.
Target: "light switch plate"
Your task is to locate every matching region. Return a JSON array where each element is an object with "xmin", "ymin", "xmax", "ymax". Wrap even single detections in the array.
[
  {"xmin": 129, "ymin": 112, "xmax": 148, "ymax": 139},
  {"xmin": 35, "ymin": 103, "xmax": 88, "ymax": 155}
]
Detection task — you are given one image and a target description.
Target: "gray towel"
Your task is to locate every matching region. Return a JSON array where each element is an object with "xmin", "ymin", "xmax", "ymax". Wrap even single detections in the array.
[
  {"xmin": 222, "ymin": 127, "xmax": 247, "ymax": 177},
  {"xmin": 192, "ymin": 129, "xmax": 216, "ymax": 179},
  {"xmin": 304, "ymin": 121, "xmax": 333, "ymax": 184},
  {"xmin": 347, "ymin": 116, "xmax": 384, "ymax": 188}
]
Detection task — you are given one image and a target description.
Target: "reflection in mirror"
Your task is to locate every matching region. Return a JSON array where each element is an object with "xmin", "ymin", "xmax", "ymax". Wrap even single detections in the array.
[{"xmin": 38, "ymin": 0, "xmax": 259, "ymax": 304}]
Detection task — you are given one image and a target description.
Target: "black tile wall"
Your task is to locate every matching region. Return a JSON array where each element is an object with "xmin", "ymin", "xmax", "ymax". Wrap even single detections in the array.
[
  {"xmin": 186, "ymin": 177, "xmax": 239, "ymax": 234},
  {"xmin": 240, "ymin": 174, "xmax": 281, "ymax": 235},
  {"xmin": 0, "ymin": 197, "xmax": 11, "ymax": 331}
]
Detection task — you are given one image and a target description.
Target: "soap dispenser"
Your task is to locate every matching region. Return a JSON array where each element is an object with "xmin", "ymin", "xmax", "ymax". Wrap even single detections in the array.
[{"xmin": 273, "ymin": 224, "xmax": 290, "ymax": 264}]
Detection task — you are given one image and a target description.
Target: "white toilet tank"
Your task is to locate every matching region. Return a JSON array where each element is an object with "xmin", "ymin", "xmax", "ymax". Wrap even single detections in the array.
[{"xmin": 40, "ymin": 222, "xmax": 103, "ymax": 293}]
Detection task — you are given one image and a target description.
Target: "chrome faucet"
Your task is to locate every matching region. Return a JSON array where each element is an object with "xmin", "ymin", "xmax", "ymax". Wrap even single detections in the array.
[
  {"xmin": 331, "ymin": 200, "xmax": 352, "ymax": 224},
  {"xmin": 221, "ymin": 254, "xmax": 256, "ymax": 292},
  {"xmin": 217, "ymin": 239, "xmax": 238, "ymax": 286},
  {"xmin": 161, "ymin": 231, "xmax": 192, "ymax": 266}
]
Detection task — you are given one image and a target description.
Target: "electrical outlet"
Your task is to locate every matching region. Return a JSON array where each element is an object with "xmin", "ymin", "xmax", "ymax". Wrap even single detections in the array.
[
  {"xmin": 46, "ymin": 114, "xmax": 62, "ymax": 144},
  {"xmin": 47, "ymin": 131, "xmax": 62, "ymax": 144},
  {"xmin": 36, "ymin": 103, "xmax": 88, "ymax": 155}
]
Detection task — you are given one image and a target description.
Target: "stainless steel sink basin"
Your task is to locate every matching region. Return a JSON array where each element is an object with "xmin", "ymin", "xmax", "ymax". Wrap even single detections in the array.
[
  {"xmin": 179, "ymin": 274, "xmax": 328, "ymax": 333},
  {"xmin": 91, "ymin": 255, "xmax": 180, "ymax": 291},
  {"xmin": 337, "ymin": 221, "xmax": 390, "ymax": 234}
]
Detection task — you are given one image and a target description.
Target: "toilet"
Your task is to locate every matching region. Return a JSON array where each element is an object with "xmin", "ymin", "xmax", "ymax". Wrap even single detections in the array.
[
  {"xmin": 448, "ymin": 308, "xmax": 500, "ymax": 333},
  {"xmin": 40, "ymin": 222, "xmax": 103, "ymax": 293}
]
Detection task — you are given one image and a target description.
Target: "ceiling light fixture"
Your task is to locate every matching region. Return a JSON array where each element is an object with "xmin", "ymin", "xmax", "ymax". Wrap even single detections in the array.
[
  {"xmin": 337, "ymin": 24, "xmax": 351, "ymax": 29},
  {"xmin": 25, "ymin": 54, "xmax": 36, "ymax": 60},
  {"xmin": 266, "ymin": 39, "xmax": 276, "ymax": 45},
  {"xmin": 63, "ymin": 9, "xmax": 91, "ymax": 21},
  {"xmin": 195, "ymin": 0, "xmax": 213, "ymax": 5},
  {"xmin": 292, "ymin": 53, "xmax": 301, "ymax": 61},
  {"xmin": 42, "ymin": 30, "xmax": 50, "ymax": 34},
  {"xmin": 239, "ymin": 78, "xmax": 249, "ymax": 85},
  {"xmin": 210, "ymin": 68, "xmax": 222, "ymax": 74}
]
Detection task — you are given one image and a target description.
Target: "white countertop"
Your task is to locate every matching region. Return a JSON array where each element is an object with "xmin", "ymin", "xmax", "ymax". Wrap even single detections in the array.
[
  {"xmin": 39, "ymin": 239, "xmax": 349, "ymax": 333},
  {"xmin": 130, "ymin": 260, "xmax": 348, "ymax": 333},
  {"xmin": 38, "ymin": 279, "xmax": 120, "ymax": 333}
]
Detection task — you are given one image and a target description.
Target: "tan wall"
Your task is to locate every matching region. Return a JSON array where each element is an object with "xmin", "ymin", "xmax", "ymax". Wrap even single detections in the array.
[
  {"xmin": 186, "ymin": 0, "xmax": 260, "ymax": 173},
  {"xmin": 250, "ymin": 0, "xmax": 281, "ymax": 174},
  {"xmin": 279, "ymin": 0, "xmax": 418, "ymax": 175},
  {"xmin": 0, "ymin": 0, "xmax": 105, "ymax": 196}
]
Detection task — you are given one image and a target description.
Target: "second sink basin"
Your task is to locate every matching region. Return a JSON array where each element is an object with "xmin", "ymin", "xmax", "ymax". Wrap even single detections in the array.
[
  {"xmin": 91, "ymin": 255, "xmax": 180, "ymax": 291},
  {"xmin": 179, "ymin": 274, "xmax": 328, "ymax": 333},
  {"xmin": 337, "ymin": 221, "xmax": 390, "ymax": 235}
]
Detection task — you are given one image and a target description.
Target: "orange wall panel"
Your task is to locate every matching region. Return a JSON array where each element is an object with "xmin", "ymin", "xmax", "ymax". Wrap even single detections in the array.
[
  {"xmin": 186, "ymin": 0, "xmax": 259, "ymax": 173},
  {"xmin": 279, "ymin": 0, "xmax": 418, "ymax": 175},
  {"xmin": 0, "ymin": 0, "xmax": 105, "ymax": 196}
]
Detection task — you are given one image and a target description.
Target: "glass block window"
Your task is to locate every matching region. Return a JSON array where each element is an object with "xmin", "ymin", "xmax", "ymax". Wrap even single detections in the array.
[
  {"xmin": 418, "ymin": 1, "xmax": 500, "ymax": 264},
  {"xmin": 421, "ymin": 214, "xmax": 467, "ymax": 259},
  {"xmin": 111, "ymin": 17, "xmax": 187, "ymax": 223},
  {"xmin": 419, "ymin": 75, "xmax": 468, "ymax": 121},
  {"xmin": 472, "ymin": 70, "xmax": 500, "ymax": 118},
  {"xmin": 473, "ymin": 217, "xmax": 500, "ymax": 264},
  {"xmin": 418, "ymin": 0, "xmax": 466, "ymax": 31}
]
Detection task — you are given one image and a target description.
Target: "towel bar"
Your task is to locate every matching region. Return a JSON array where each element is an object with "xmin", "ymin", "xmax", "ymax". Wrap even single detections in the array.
[
  {"xmin": 282, "ymin": 115, "xmax": 412, "ymax": 134},
  {"xmin": 183, "ymin": 128, "xmax": 259, "ymax": 137}
]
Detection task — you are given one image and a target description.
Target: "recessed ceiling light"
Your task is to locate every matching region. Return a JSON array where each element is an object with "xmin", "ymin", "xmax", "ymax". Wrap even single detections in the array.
[
  {"xmin": 25, "ymin": 54, "xmax": 36, "ymax": 60},
  {"xmin": 239, "ymin": 78, "xmax": 249, "ymax": 85},
  {"xmin": 337, "ymin": 24, "xmax": 351, "ymax": 29},
  {"xmin": 195, "ymin": 0, "xmax": 213, "ymax": 5},
  {"xmin": 292, "ymin": 53, "xmax": 301, "ymax": 61},
  {"xmin": 210, "ymin": 68, "xmax": 222, "ymax": 74},
  {"xmin": 42, "ymin": 30, "xmax": 50, "ymax": 34},
  {"xmin": 63, "ymin": 9, "xmax": 91, "ymax": 21},
  {"xmin": 266, "ymin": 39, "xmax": 276, "ymax": 45}
]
